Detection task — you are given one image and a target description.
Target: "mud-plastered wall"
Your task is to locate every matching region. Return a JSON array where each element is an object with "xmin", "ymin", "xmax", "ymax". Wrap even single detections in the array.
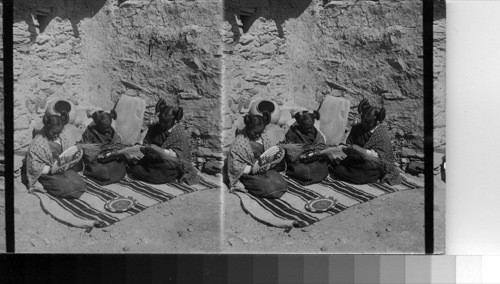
[
  {"xmin": 222, "ymin": 0, "xmax": 424, "ymax": 172},
  {"xmin": 13, "ymin": 0, "xmax": 222, "ymax": 172},
  {"xmin": 434, "ymin": 0, "xmax": 445, "ymax": 152}
]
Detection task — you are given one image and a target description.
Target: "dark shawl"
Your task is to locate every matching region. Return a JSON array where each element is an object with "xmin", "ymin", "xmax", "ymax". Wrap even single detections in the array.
[
  {"xmin": 348, "ymin": 124, "xmax": 401, "ymax": 185},
  {"xmin": 143, "ymin": 123, "xmax": 199, "ymax": 184},
  {"xmin": 81, "ymin": 124, "xmax": 125, "ymax": 153},
  {"xmin": 284, "ymin": 124, "xmax": 328, "ymax": 152}
]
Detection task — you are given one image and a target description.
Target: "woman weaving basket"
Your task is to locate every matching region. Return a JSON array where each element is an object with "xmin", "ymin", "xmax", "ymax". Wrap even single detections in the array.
[
  {"xmin": 127, "ymin": 99, "xmax": 199, "ymax": 185},
  {"xmin": 228, "ymin": 112, "xmax": 287, "ymax": 199},
  {"xmin": 331, "ymin": 99, "xmax": 401, "ymax": 185},
  {"xmin": 282, "ymin": 110, "xmax": 329, "ymax": 185},
  {"xmin": 26, "ymin": 111, "xmax": 87, "ymax": 199},
  {"xmin": 80, "ymin": 110, "xmax": 127, "ymax": 185}
]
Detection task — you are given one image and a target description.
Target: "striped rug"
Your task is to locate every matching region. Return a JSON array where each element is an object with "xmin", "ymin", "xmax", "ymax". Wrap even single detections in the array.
[
  {"xmin": 34, "ymin": 174, "xmax": 220, "ymax": 228},
  {"xmin": 234, "ymin": 174, "xmax": 424, "ymax": 228}
]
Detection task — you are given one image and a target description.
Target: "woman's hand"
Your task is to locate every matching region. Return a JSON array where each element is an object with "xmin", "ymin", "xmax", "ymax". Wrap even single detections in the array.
[
  {"xmin": 150, "ymin": 145, "xmax": 176, "ymax": 158},
  {"xmin": 242, "ymin": 165, "xmax": 252, "ymax": 174},
  {"xmin": 163, "ymin": 149, "xmax": 177, "ymax": 157},
  {"xmin": 149, "ymin": 144, "xmax": 164, "ymax": 153},
  {"xmin": 351, "ymin": 145, "xmax": 365, "ymax": 154},
  {"xmin": 318, "ymin": 146, "xmax": 346, "ymax": 160},
  {"xmin": 251, "ymin": 160, "xmax": 261, "ymax": 175},
  {"xmin": 49, "ymin": 161, "xmax": 60, "ymax": 175},
  {"xmin": 140, "ymin": 146, "xmax": 161, "ymax": 159},
  {"xmin": 350, "ymin": 145, "xmax": 378, "ymax": 157},
  {"xmin": 251, "ymin": 159, "xmax": 273, "ymax": 175}
]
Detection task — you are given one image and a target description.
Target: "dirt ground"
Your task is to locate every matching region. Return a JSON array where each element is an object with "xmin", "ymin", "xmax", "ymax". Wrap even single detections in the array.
[
  {"xmin": 13, "ymin": 178, "xmax": 222, "ymax": 253},
  {"xmin": 222, "ymin": 176, "xmax": 445, "ymax": 254},
  {"xmin": 8, "ymin": 173, "xmax": 445, "ymax": 254}
]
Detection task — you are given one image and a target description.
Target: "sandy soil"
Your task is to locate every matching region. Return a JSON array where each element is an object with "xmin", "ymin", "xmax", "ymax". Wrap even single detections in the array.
[
  {"xmin": 13, "ymin": 180, "xmax": 222, "ymax": 253},
  {"xmin": 9, "ymin": 174, "xmax": 444, "ymax": 254},
  {"xmin": 222, "ymin": 175, "xmax": 445, "ymax": 254}
]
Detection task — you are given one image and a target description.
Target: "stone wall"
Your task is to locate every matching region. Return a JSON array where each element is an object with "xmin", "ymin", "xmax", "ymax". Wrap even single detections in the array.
[
  {"xmin": 13, "ymin": 0, "xmax": 222, "ymax": 171},
  {"xmin": 222, "ymin": 0, "xmax": 424, "ymax": 170},
  {"xmin": 434, "ymin": 0, "xmax": 445, "ymax": 152},
  {"xmin": 12, "ymin": 0, "xmax": 438, "ymax": 174}
]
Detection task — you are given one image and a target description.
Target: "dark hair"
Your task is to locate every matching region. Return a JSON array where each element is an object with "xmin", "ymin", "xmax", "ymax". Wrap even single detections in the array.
[
  {"xmin": 92, "ymin": 110, "xmax": 117, "ymax": 121},
  {"xmin": 42, "ymin": 111, "xmax": 69, "ymax": 128},
  {"xmin": 244, "ymin": 112, "xmax": 271, "ymax": 127},
  {"xmin": 243, "ymin": 112, "xmax": 270, "ymax": 140},
  {"xmin": 155, "ymin": 99, "xmax": 183, "ymax": 121},
  {"xmin": 42, "ymin": 111, "xmax": 68, "ymax": 140},
  {"xmin": 293, "ymin": 110, "xmax": 320, "ymax": 133},
  {"xmin": 155, "ymin": 99, "xmax": 183, "ymax": 130},
  {"xmin": 358, "ymin": 99, "xmax": 386, "ymax": 130},
  {"xmin": 92, "ymin": 110, "xmax": 117, "ymax": 132}
]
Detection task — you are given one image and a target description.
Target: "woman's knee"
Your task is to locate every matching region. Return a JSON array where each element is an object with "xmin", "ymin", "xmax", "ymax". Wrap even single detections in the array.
[{"xmin": 61, "ymin": 189, "xmax": 86, "ymax": 199}]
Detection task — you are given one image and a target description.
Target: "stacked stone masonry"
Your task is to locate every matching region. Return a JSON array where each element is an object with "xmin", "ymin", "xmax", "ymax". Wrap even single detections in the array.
[
  {"xmin": 13, "ymin": 0, "xmax": 222, "ymax": 172},
  {"xmin": 223, "ymin": 0, "xmax": 427, "ymax": 172},
  {"xmin": 12, "ymin": 0, "xmax": 443, "ymax": 174}
]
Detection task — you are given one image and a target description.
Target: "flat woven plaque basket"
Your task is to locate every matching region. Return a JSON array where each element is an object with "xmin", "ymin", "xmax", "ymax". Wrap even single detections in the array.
[
  {"xmin": 104, "ymin": 196, "xmax": 137, "ymax": 213},
  {"xmin": 305, "ymin": 196, "xmax": 337, "ymax": 213}
]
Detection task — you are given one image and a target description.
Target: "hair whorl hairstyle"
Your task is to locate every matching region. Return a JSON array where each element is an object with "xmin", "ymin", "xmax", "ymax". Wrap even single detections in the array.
[
  {"xmin": 358, "ymin": 98, "xmax": 372, "ymax": 115},
  {"xmin": 173, "ymin": 107, "xmax": 183, "ymax": 121},
  {"xmin": 42, "ymin": 111, "xmax": 69, "ymax": 128},
  {"xmin": 155, "ymin": 98, "xmax": 183, "ymax": 121},
  {"xmin": 293, "ymin": 110, "xmax": 320, "ymax": 121},
  {"xmin": 244, "ymin": 112, "xmax": 271, "ymax": 127},
  {"xmin": 358, "ymin": 98, "xmax": 386, "ymax": 129},
  {"xmin": 312, "ymin": 110, "xmax": 320, "ymax": 120},
  {"xmin": 243, "ymin": 113, "xmax": 255, "ymax": 127},
  {"xmin": 92, "ymin": 110, "xmax": 118, "ymax": 122},
  {"xmin": 110, "ymin": 109, "xmax": 117, "ymax": 120},
  {"xmin": 261, "ymin": 111, "xmax": 271, "ymax": 126},
  {"xmin": 243, "ymin": 113, "xmax": 269, "ymax": 140},
  {"xmin": 155, "ymin": 98, "xmax": 168, "ymax": 114}
]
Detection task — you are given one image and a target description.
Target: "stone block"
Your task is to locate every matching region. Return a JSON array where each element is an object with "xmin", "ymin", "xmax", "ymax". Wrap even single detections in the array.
[
  {"xmin": 113, "ymin": 95, "xmax": 146, "ymax": 146},
  {"xmin": 239, "ymin": 34, "xmax": 255, "ymax": 45},
  {"xmin": 406, "ymin": 161, "xmax": 424, "ymax": 176},
  {"xmin": 258, "ymin": 42, "xmax": 276, "ymax": 54},
  {"xmin": 63, "ymin": 124, "xmax": 86, "ymax": 147},
  {"xmin": 264, "ymin": 123, "xmax": 287, "ymax": 147},
  {"xmin": 203, "ymin": 160, "xmax": 223, "ymax": 175},
  {"xmin": 401, "ymin": 147, "xmax": 424, "ymax": 159},
  {"xmin": 73, "ymin": 109, "xmax": 90, "ymax": 126},
  {"xmin": 277, "ymin": 109, "xmax": 292, "ymax": 126},
  {"xmin": 318, "ymin": 95, "xmax": 350, "ymax": 146}
]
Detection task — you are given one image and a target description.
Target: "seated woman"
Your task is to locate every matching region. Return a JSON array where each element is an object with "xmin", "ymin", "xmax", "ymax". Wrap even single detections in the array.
[
  {"xmin": 283, "ymin": 110, "xmax": 329, "ymax": 185},
  {"xmin": 26, "ymin": 111, "xmax": 87, "ymax": 199},
  {"xmin": 228, "ymin": 112, "xmax": 288, "ymax": 199},
  {"xmin": 331, "ymin": 99, "xmax": 401, "ymax": 185},
  {"xmin": 128, "ymin": 99, "xmax": 199, "ymax": 185},
  {"xmin": 81, "ymin": 110, "xmax": 127, "ymax": 185}
]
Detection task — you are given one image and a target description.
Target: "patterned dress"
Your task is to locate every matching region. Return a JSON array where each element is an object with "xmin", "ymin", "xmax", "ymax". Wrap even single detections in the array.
[
  {"xmin": 26, "ymin": 125, "xmax": 86, "ymax": 198},
  {"xmin": 228, "ymin": 131, "xmax": 288, "ymax": 199}
]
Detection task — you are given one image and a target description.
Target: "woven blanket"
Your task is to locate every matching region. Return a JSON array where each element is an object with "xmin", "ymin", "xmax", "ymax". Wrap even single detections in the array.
[
  {"xmin": 234, "ymin": 174, "xmax": 423, "ymax": 228},
  {"xmin": 34, "ymin": 174, "xmax": 219, "ymax": 228}
]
